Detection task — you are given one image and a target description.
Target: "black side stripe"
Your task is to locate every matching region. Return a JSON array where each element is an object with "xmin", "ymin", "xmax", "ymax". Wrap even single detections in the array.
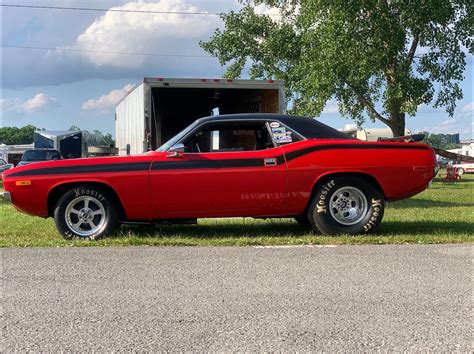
[
  {"xmin": 7, "ymin": 162, "xmax": 152, "ymax": 177},
  {"xmin": 285, "ymin": 144, "xmax": 429, "ymax": 161},
  {"xmin": 7, "ymin": 144, "xmax": 428, "ymax": 177},
  {"xmin": 151, "ymin": 155, "xmax": 286, "ymax": 171}
]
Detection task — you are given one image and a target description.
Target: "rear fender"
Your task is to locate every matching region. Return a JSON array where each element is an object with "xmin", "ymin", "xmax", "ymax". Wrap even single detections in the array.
[{"xmin": 305, "ymin": 170, "xmax": 386, "ymax": 212}]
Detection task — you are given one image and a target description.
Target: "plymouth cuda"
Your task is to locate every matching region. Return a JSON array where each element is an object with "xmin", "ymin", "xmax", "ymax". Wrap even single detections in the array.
[{"xmin": 1, "ymin": 114, "xmax": 437, "ymax": 239}]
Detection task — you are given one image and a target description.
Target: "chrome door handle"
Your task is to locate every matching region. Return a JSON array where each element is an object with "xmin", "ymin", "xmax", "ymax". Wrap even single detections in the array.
[{"xmin": 264, "ymin": 158, "xmax": 277, "ymax": 166}]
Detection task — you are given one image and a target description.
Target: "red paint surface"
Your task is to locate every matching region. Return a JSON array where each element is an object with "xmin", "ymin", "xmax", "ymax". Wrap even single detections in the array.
[{"xmin": 2, "ymin": 139, "xmax": 436, "ymax": 221}]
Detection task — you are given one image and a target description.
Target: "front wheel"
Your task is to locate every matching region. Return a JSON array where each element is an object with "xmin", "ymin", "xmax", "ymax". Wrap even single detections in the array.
[
  {"xmin": 54, "ymin": 186, "xmax": 117, "ymax": 240},
  {"xmin": 307, "ymin": 176, "xmax": 385, "ymax": 235},
  {"xmin": 457, "ymin": 167, "xmax": 464, "ymax": 175}
]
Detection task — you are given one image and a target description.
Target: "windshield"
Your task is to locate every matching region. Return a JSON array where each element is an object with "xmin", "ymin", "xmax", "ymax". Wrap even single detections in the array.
[
  {"xmin": 157, "ymin": 121, "xmax": 199, "ymax": 152},
  {"xmin": 22, "ymin": 150, "xmax": 61, "ymax": 161}
]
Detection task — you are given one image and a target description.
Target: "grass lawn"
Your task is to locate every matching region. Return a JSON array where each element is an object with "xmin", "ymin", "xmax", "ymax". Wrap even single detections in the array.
[{"xmin": 0, "ymin": 174, "xmax": 473, "ymax": 247}]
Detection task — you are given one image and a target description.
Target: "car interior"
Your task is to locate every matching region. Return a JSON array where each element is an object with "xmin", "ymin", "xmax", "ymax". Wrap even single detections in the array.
[{"xmin": 182, "ymin": 122, "xmax": 277, "ymax": 153}]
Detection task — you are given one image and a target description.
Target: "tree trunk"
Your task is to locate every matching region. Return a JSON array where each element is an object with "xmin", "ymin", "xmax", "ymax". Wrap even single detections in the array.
[
  {"xmin": 387, "ymin": 97, "xmax": 406, "ymax": 137},
  {"xmin": 387, "ymin": 112, "xmax": 406, "ymax": 137}
]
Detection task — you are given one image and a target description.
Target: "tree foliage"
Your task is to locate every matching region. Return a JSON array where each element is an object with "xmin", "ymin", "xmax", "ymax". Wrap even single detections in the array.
[
  {"xmin": 0, "ymin": 125, "xmax": 114, "ymax": 147},
  {"xmin": 421, "ymin": 131, "xmax": 461, "ymax": 150},
  {"xmin": 201, "ymin": 0, "xmax": 473, "ymax": 136},
  {"xmin": 0, "ymin": 125, "xmax": 37, "ymax": 145}
]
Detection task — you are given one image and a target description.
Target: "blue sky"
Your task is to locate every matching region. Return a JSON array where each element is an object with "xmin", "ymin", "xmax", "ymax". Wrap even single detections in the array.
[{"xmin": 1, "ymin": 0, "xmax": 473, "ymax": 139}]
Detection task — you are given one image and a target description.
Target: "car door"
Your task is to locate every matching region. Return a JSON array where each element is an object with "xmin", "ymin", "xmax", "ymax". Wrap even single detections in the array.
[{"xmin": 150, "ymin": 120, "xmax": 288, "ymax": 218}]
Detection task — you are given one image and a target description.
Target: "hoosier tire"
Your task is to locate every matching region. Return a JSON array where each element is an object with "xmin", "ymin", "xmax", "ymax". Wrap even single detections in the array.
[
  {"xmin": 307, "ymin": 176, "xmax": 385, "ymax": 235},
  {"xmin": 54, "ymin": 186, "xmax": 118, "ymax": 240}
]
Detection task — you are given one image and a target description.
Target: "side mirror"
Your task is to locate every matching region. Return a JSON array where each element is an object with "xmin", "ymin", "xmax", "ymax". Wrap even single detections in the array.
[{"xmin": 167, "ymin": 143, "xmax": 185, "ymax": 158}]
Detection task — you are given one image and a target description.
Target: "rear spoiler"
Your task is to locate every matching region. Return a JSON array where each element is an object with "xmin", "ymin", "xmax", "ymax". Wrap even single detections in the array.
[
  {"xmin": 433, "ymin": 148, "xmax": 474, "ymax": 163},
  {"xmin": 377, "ymin": 134, "xmax": 474, "ymax": 162},
  {"xmin": 377, "ymin": 134, "xmax": 425, "ymax": 143}
]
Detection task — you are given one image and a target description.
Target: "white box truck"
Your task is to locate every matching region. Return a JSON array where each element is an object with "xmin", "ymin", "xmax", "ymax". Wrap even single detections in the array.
[{"xmin": 115, "ymin": 78, "xmax": 286, "ymax": 155}]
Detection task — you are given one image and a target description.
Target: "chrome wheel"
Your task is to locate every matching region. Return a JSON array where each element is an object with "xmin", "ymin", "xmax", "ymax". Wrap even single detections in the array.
[
  {"xmin": 65, "ymin": 196, "xmax": 106, "ymax": 237},
  {"xmin": 329, "ymin": 186, "xmax": 368, "ymax": 226}
]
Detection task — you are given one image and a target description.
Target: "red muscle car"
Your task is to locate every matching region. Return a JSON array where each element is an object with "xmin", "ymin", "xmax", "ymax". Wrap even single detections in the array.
[{"xmin": 1, "ymin": 114, "xmax": 436, "ymax": 239}]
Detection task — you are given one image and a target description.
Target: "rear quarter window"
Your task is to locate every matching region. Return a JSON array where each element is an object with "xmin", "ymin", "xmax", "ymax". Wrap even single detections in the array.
[{"xmin": 281, "ymin": 116, "xmax": 352, "ymax": 140}]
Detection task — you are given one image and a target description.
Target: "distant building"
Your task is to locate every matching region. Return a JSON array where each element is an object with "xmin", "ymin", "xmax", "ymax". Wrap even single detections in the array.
[
  {"xmin": 0, "ymin": 144, "xmax": 34, "ymax": 166},
  {"xmin": 448, "ymin": 139, "xmax": 474, "ymax": 157},
  {"xmin": 447, "ymin": 133, "xmax": 460, "ymax": 145},
  {"xmin": 342, "ymin": 124, "xmax": 411, "ymax": 141}
]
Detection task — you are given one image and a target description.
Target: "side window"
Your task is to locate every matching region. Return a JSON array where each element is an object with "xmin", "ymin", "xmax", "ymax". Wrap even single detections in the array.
[
  {"xmin": 268, "ymin": 121, "xmax": 303, "ymax": 145},
  {"xmin": 183, "ymin": 122, "xmax": 274, "ymax": 153}
]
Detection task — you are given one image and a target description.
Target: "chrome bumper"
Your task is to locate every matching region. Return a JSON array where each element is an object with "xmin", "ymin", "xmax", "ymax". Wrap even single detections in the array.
[{"xmin": 0, "ymin": 191, "xmax": 12, "ymax": 203}]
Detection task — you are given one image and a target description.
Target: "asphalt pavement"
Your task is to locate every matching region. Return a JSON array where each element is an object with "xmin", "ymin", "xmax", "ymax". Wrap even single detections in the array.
[{"xmin": 1, "ymin": 244, "xmax": 472, "ymax": 351}]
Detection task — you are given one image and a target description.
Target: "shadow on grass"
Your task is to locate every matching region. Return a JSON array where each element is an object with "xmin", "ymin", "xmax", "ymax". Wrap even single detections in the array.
[
  {"xmin": 388, "ymin": 198, "xmax": 474, "ymax": 209},
  {"xmin": 377, "ymin": 220, "xmax": 473, "ymax": 235},
  {"xmin": 111, "ymin": 219, "xmax": 473, "ymax": 240},
  {"xmin": 115, "ymin": 221, "xmax": 310, "ymax": 239}
]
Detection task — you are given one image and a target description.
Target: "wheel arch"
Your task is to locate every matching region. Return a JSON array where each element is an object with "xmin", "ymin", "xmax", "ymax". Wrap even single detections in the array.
[
  {"xmin": 47, "ymin": 181, "xmax": 127, "ymax": 220},
  {"xmin": 305, "ymin": 171, "xmax": 386, "ymax": 213}
]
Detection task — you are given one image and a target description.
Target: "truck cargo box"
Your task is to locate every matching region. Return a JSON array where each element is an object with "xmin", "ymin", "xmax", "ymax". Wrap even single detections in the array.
[{"xmin": 116, "ymin": 78, "xmax": 285, "ymax": 155}]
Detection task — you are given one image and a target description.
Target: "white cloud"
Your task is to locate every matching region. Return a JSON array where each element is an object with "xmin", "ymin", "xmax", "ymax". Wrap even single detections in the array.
[
  {"xmin": 441, "ymin": 118, "xmax": 456, "ymax": 126},
  {"xmin": 21, "ymin": 93, "xmax": 58, "ymax": 113},
  {"xmin": 463, "ymin": 102, "xmax": 473, "ymax": 113},
  {"xmin": 322, "ymin": 103, "xmax": 339, "ymax": 114},
  {"xmin": 68, "ymin": 0, "xmax": 221, "ymax": 68},
  {"xmin": 1, "ymin": 93, "xmax": 58, "ymax": 114},
  {"xmin": 82, "ymin": 84, "xmax": 135, "ymax": 111}
]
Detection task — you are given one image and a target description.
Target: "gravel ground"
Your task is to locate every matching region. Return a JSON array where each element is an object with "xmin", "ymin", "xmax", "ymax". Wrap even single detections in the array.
[{"xmin": 1, "ymin": 244, "xmax": 472, "ymax": 351}]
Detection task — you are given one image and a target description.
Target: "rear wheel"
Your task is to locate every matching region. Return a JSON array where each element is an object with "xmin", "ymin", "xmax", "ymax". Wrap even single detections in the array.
[
  {"xmin": 54, "ymin": 186, "xmax": 117, "ymax": 240},
  {"xmin": 307, "ymin": 176, "xmax": 385, "ymax": 235}
]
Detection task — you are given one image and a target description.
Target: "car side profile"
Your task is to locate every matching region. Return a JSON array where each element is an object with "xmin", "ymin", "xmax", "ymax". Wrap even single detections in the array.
[
  {"xmin": 0, "ymin": 159, "xmax": 13, "ymax": 174},
  {"xmin": 451, "ymin": 162, "xmax": 474, "ymax": 175},
  {"xmin": 1, "ymin": 114, "xmax": 437, "ymax": 239}
]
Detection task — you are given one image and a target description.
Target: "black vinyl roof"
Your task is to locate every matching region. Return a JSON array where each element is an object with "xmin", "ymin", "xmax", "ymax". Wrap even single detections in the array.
[{"xmin": 198, "ymin": 113, "xmax": 352, "ymax": 140}]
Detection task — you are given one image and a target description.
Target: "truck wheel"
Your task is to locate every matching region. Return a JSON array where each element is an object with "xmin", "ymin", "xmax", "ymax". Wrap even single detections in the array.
[
  {"xmin": 457, "ymin": 167, "xmax": 464, "ymax": 175},
  {"xmin": 307, "ymin": 176, "xmax": 385, "ymax": 235},
  {"xmin": 54, "ymin": 186, "xmax": 117, "ymax": 240}
]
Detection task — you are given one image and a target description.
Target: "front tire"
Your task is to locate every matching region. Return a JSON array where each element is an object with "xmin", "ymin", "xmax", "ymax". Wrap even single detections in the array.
[
  {"xmin": 54, "ymin": 186, "xmax": 117, "ymax": 240},
  {"xmin": 307, "ymin": 176, "xmax": 385, "ymax": 235},
  {"xmin": 457, "ymin": 167, "xmax": 464, "ymax": 175}
]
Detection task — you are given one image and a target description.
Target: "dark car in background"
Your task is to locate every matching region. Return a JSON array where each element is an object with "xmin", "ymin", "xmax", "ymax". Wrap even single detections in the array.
[
  {"xmin": 0, "ymin": 158, "xmax": 14, "ymax": 173},
  {"xmin": 17, "ymin": 149, "xmax": 62, "ymax": 167}
]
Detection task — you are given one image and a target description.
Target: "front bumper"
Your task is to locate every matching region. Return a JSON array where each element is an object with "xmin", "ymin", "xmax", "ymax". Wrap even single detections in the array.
[{"xmin": 0, "ymin": 191, "xmax": 12, "ymax": 203}]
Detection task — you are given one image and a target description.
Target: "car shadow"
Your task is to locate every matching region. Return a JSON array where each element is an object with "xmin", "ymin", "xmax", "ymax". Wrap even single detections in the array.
[
  {"xmin": 376, "ymin": 220, "xmax": 473, "ymax": 236},
  {"xmin": 114, "ymin": 219, "xmax": 472, "ymax": 240},
  {"xmin": 116, "ymin": 220, "xmax": 312, "ymax": 239},
  {"xmin": 388, "ymin": 198, "xmax": 474, "ymax": 209}
]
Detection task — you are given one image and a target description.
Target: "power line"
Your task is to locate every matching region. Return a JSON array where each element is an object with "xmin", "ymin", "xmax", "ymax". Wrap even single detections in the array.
[
  {"xmin": 1, "ymin": 44, "xmax": 214, "ymax": 58},
  {"xmin": 0, "ymin": 3, "xmax": 281, "ymax": 17},
  {"xmin": 0, "ymin": 3, "xmax": 221, "ymax": 16}
]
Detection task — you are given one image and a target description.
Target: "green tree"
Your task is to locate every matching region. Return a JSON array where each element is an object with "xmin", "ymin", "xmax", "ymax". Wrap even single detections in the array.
[
  {"xmin": 201, "ymin": 0, "xmax": 473, "ymax": 136},
  {"xmin": 0, "ymin": 125, "xmax": 36, "ymax": 145},
  {"xmin": 421, "ymin": 131, "xmax": 461, "ymax": 150}
]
